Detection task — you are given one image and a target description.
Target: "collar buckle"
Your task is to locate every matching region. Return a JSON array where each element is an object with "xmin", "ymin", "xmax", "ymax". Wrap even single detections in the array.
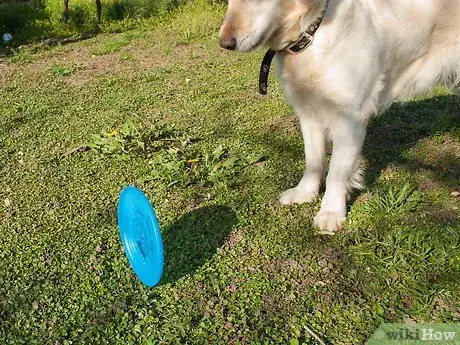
[{"xmin": 283, "ymin": 32, "xmax": 314, "ymax": 55}]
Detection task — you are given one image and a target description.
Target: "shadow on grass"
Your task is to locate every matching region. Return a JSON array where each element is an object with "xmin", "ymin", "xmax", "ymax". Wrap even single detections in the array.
[
  {"xmin": 0, "ymin": 46, "xmax": 13, "ymax": 59},
  {"xmin": 161, "ymin": 205, "xmax": 237, "ymax": 284},
  {"xmin": 364, "ymin": 94, "xmax": 459, "ymax": 189}
]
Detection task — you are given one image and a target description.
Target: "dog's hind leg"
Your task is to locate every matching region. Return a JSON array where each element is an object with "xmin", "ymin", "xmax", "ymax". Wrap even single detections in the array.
[
  {"xmin": 447, "ymin": 70, "xmax": 460, "ymax": 96},
  {"xmin": 280, "ymin": 115, "xmax": 326, "ymax": 205},
  {"xmin": 447, "ymin": 79, "xmax": 460, "ymax": 96},
  {"xmin": 314, "ymin": 115, "xmax": 366, "ymax": 233}
]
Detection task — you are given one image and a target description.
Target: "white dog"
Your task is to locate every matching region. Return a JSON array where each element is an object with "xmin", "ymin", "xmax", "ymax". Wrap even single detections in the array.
[{"xmin": 219, "ymin": 0, "xmax": 460, "ymax": 233}]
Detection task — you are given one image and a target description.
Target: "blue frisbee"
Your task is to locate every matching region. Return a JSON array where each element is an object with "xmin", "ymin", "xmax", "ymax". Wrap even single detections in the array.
[{"xmin": 117, "ymin": 186, "xmax": 164, "ymax": 287}]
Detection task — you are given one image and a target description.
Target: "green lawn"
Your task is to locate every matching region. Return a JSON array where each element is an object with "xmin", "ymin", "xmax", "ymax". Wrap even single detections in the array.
[{"xmin": 0, "ymin": 2, "xmax": 459, "ymax": 344}]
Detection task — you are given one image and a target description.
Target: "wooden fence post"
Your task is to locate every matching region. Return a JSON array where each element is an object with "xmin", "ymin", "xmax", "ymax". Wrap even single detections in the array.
[
  {"xmin": 95, "ymin": 0, "xmax": 101, "ymax": 26},
  {"xmin": 63, "ymin": 0, "xmax": 69, "ymax": 23}
]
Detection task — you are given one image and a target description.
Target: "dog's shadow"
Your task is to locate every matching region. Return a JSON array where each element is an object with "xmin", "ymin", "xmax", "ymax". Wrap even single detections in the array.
[
  {"xmin": 363, "ymin": 94, "xmax": 459, "ymax": 189},
  {"xmin": 160, "ymin": 205, "xmax": 237, "ymax": 284}
]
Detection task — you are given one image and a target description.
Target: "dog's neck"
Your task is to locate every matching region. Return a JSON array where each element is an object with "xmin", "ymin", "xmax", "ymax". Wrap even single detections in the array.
[
  {"xmin": 259, "ymin": 0, "xmax": 330, "ymax": 95},
  {"xmin": 300, "ymin": 0, "xmax": 330, "ymax": 33},
  {"xmin": 265, "ymin": 0, "xmax": 330, "ymax": 52},
  {"xmin": 282, "ymin": 0, "xmax": 330, "ymax": 54}
]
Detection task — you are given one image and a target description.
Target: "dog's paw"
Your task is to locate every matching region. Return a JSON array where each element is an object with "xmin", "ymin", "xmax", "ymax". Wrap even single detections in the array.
[
  {"xmin": 279, "ymin": 187, "xmax": 317, "ymax": 205},
  {"xmin": 314, "ymin": 211, "xmax": 346, "ymax": 233}
]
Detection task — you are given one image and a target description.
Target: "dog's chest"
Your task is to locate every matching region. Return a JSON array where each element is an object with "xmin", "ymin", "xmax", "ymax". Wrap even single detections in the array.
[{"xmin": 276, "ymin": 54, "xmax": 325, "ymax": 106}]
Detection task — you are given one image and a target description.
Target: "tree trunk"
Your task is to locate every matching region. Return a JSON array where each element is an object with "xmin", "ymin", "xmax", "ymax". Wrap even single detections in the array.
[
  {"xmin": 95, "ymin": 0, "xmax": 102, "ymax": 27},
  {"xmin": 63, "ymin": 0, "xmax": 69, "ymax": 23}
]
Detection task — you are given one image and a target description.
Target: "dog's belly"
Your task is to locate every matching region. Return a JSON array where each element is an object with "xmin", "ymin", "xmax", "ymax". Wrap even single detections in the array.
[{"xmin": 379, "ymin": 42, "xmax": 460, "ymax": 109}]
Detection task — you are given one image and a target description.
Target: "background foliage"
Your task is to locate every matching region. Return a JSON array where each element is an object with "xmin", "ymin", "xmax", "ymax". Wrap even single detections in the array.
[{"xmin": 0, "ymin": 0, "xmax": 200, "ymax": 43}]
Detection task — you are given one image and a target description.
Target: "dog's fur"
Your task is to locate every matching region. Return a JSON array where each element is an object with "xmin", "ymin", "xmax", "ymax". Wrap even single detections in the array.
[{"xmin": 219, "ymin": 0, "xmax": 460, "ymax": 232}]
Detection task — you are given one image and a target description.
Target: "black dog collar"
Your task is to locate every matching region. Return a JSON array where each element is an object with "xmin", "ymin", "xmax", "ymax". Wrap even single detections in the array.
[{"xmin": 259, "ymin": 0, "xmax": 330, "ymax": 95}]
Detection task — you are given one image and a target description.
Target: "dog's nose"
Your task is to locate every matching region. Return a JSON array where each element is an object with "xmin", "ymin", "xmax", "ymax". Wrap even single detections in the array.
[{"xmin": 219, "ymin": 35, "xmax": 236, "ymax": 50}]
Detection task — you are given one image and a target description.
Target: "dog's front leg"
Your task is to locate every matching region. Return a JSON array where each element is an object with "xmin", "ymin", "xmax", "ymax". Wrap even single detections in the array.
[
  {"xmin": 280, "ymin": 115, "xmax": 326, "ymax": 205},
  {"xmin": 314, "ymin": 116, "xmax": 366, "ymax": 233}
]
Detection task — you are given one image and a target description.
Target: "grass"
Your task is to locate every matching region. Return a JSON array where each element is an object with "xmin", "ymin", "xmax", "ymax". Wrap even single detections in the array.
[{"xmin": 0, "ymin": 2, "xmax": 459, "ymax": 344}]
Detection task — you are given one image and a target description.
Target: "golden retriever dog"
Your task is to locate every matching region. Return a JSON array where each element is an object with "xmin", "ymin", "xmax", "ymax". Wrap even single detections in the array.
[{"xmin": 219, "ymin": 0, "xmax": 460, "ymax": 233}]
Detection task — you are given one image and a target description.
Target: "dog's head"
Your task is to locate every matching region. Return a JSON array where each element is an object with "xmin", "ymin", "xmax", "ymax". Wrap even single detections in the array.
[{"xmin": 219, "ymin": 0, "xmax": 315, "ymax": 52}]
